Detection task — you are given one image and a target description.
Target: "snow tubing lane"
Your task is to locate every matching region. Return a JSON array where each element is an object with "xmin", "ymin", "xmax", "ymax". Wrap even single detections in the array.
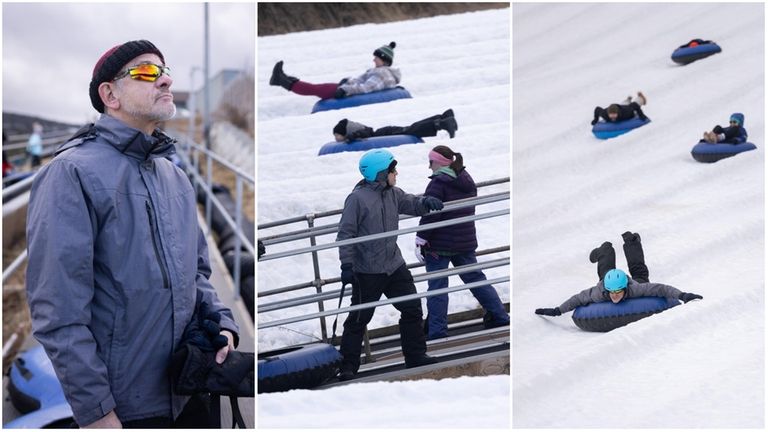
[
  {"xmin": 311, "ymin": 87, "xmax": 412, "ymax": 113},
  {"xmin": 258, "ymin": 343, "xmax": 342, "ymax": 393},
  {"xmin": 591, "ymin": 117, "xmax": 650, "ymax": 139},
  {"xmin": 318, "ymin": 134, "xmax": 424, "ymax": 156},
  {"xmin": 572, "ymin": 297, "xmax": 681, "ymax": 332},
  {"xmin": 691, "ymin": 141, "xmax": 757, "ymax": 163},
  {"xmin": 671, "ymin": 43, "xmax": 721, "ymax": 65}
]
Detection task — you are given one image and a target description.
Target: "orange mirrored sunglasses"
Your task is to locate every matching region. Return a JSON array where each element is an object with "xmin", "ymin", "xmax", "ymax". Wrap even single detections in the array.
[{"xmin": 113, "ymin": 63, "xmax": 171, "ymax": 83}]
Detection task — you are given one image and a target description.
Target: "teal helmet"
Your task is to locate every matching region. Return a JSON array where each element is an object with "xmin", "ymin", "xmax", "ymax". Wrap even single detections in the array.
[
  {"xmin": 604, "ymin": 269, "xmax": 628, "ymax": 292},
  {"xmin": 359, "ymin": 149, "xmax": 395, "ymax": 181}
]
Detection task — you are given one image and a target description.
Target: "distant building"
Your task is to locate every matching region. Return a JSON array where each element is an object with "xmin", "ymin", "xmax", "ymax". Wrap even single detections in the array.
[
  {"xmin": 190, "ymin": 69, "xmax": 245, "ymax": 116},
  {"xmin": 171, "ymin": 90, "xmax": 190, "ymax": 111}
]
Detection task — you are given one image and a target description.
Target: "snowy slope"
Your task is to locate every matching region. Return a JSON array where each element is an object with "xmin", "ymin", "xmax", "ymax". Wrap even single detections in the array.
[
  {"xmin": 257, "ymin": 9, "xmax": 510, "ymax": 351},
  {"xmin": 513, "ymin": 3, "xmax": 764, "ymax": 428}
]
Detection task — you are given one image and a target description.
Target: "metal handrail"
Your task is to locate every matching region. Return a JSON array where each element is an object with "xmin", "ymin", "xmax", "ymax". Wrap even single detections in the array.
[
  {"xmin": 184, "ymin": 140, "xmax": 255, "ymax": 184},
  {"xmin": 258, "ymin": 257, "xmax": 509, "ymax": 313},
  {"xmin": 260, "ymin": 191, "xmax": 509, "ymax": 246},
  {"xmin": 2, "ymin": 249, "xmax": 27, "ymax": 284},
  {"xmin": 259, "ymin": 208, "xmax": 509, "ymax": 262},
  {"xmin": 257, "ymin": 245, "xmax": 510, "ymax": 298},
  {"xmin": 259, "ymin": 276, "xmax": 509, "ymax": 329}
]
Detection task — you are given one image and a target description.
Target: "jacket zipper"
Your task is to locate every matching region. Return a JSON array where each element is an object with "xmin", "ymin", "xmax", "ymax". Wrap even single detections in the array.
[{"xmin": 145, "ymin": 200, "xmax": 170, "ymax": 289}]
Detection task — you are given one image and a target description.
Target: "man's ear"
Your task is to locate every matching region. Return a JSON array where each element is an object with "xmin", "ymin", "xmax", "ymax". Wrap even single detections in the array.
[{"xmin": 98, "ymin": 82, "xmax": 121, "ymax": 112}]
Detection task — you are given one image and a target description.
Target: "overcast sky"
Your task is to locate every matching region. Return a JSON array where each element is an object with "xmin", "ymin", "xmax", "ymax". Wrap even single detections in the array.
[{"xmin": 3, "ymin": 2, "xmax": 255, "ymax": 125}]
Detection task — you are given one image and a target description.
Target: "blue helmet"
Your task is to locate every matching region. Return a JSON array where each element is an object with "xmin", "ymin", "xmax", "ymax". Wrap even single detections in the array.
[
  {"xmin": 729, "ymin": 112, "xmax": 745, "ymax": 127},
  {"xmin": 604, "ymin": 269, "xmax": 628, "ymax": 292},
  {"xmin": 359, "ymin": 149, "xmax": 395, "ymax": 181}
]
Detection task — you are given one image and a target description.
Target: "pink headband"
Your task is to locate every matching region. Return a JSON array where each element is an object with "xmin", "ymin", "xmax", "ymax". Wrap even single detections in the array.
[{"xmin": 429, "ymin": 150, "xmax": 452, "ymax": 166}]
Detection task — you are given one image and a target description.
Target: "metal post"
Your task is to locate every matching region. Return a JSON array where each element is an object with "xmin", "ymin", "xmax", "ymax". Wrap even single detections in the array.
[
  {"xmin": 206, "ymin": 154, "xmax": 212, "ymax": 231},
  {"xmin": 233, "ymin": 176, "xmax": 243, "ymax": 299},
  {"xmin": 203, "ymin": 3, "xmax": 211, "ymax": 150},
  {"xmin": 307, "ymin": 214, "xmax": 328, "ymax": 342},
  {"xmin": 188, "ymin": 68, "xmax": 196, "ymax": 144}
]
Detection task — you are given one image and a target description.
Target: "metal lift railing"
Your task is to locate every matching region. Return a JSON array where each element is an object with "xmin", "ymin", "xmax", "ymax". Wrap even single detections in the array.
[{"xmin": 257, "ymin": 178, "xmax": 510, "ymax": 342}]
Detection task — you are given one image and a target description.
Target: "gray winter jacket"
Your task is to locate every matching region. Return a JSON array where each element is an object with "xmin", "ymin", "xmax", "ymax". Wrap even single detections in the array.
[
  {"xmin": 339, "ymin": 66, "xmax": 401, "ymax": 96},
  {"xmin": 558, "ymin": 278, "xmax": 683, "ymax": 313},
  {"xmin": 337, "ymin": 171, "xmax": 429, "ymax": 275},
  {"xmin": 25, "ymin": 115, "xmax": 239, "ymax": 426}
]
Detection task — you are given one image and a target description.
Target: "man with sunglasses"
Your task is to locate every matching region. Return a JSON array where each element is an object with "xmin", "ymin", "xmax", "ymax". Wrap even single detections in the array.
[
  {"xmin": 702, "ymin": 112, "xmax": 748, "ymax": 144},
  {"xmin": 26, "ymin": 40, "xmax": 239, "ymax": 428},
  {"xmin": 535, "ymin": 232, "xmax": 703, "ymax": 318}
]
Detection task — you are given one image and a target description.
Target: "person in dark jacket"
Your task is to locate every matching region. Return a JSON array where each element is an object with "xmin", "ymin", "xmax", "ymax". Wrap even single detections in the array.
[
  {"xmin": 702, "ymin": 112, "xmax": 748, "ymax": 144},
  {"xmin": 415, "ymin": 145, "xmax": 509, "ymax": 339},
  {"xmin": 26, "ymin": 40, "xmax": 240, "ymax": 428},
  {"xmin": 591, "ymin": 92, "xmax": 648, "ymax": 125},
  {"xmin": 535, "ymin": 232, "xmax": 702, "ymax": 317},
  {"xmin": 333, "ymin": 109, "xmax": 458, "ymax": 142},
  {"xmin": 270, "ymin": 42, "xmax": 400, "ymax": 100},
  {"xmin": 336, "ymin": 148, "xmax": 443, "ymax": 381}
]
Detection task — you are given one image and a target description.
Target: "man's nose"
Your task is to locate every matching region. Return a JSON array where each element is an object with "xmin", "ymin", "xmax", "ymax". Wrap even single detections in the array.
[{"xmin": 156, "ymin": 73, "xmax": 173, "ymax": 89}]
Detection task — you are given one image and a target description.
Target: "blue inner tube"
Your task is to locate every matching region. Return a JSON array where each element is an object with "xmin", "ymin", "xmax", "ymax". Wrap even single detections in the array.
[
  {"xmin": 318, "ymin": 135, "xmax": 424, "ymax": 156},
  {"xmin": 258, "ymin": 343, "xmax": 342, "ymax": 393},
  {"xmin": 311, "ymin": 87, "xmax": 412, "ymax": 113},
  {"xmin": 671, "ymin": 43, "xmax": 721, "ymax": 65},
  {"xmin": 572, "ymin": 296, "xmax": 680, "ymax": 332},
  {"xmin": 691, "ymin": 141, "xmax": 757, "ymax": 163},
  {"xmin": 592, "ymin": 117, "xmax": 651, "ymax": 139}
]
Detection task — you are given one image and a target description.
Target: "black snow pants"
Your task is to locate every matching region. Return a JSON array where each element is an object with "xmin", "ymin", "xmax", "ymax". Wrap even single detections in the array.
[
  {"xmin": 593, "ymin": 237, "xmax": 650, "ymax": 283},
  {"xmin": 373, "ymin": 115, "xmax": 441, "ymax": 139},
  {"xmin": 339, "ymin": 264, "xmax": 427, "ymax": 372}
]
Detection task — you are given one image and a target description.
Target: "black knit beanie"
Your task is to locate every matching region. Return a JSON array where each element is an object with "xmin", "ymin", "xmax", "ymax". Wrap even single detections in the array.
[
  {"xmin": 89, "ymin": 40, "xmax": 165, "ymax": 113},
  {"xmin": 333, "ymin": 119, "xmax": 348, "ymax": 136},
  {"xmin": 373, "ymin": 42, "xmax": 396, "ymax": 66}
]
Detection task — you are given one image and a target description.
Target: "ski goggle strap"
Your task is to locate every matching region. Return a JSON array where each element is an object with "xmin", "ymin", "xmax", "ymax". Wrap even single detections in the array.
[{"xmin": 112, "ymin": 63, "xmax": 171, "ymax": 83}]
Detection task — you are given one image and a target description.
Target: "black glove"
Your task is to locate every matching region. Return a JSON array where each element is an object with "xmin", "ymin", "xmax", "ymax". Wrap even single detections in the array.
[
  {"xmin": 182, "ymin": 300, "xmax": 229, "ymax": 352},
  {"xmin": 338, "ymin": 78, "xmax": 349, "ymax": 85},
  {"xmin": 591, "ymin": 119, "xmax": 598, "ymax": 126},
  {"xmin": 422, "ymin": 196, "xmax": 443, "ymax": 211},
  {"xmin": 334, "ymin": 87, "xmax": 347, "ymax": 99},
  {"xmin": 535, "ymin": 307, "xmax": 561, "ymax": 316},
  {"xmin": 341, "ymin": 263, "xmax": 355, "ymax": 286},
  {"xmin": 679, "ymin": 292, "xmax": 703, "ymax": 303}
]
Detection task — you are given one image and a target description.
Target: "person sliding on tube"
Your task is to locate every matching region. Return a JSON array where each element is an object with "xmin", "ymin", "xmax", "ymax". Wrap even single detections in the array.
[
  {"xmin": 270, "ymin": 42, "xmax": 400, "ymax": 100},
  {"xmin": 591, "ymin": 92, "xmax": 648, "ymax": 125},
  {"xmin": 535, "ymin": 232, "xmax": 702, "ymax": 317},
  {"xmin": 702, "ymin": 112, "xmax": 748, "ymax": 144},
  {"xmin": 333, "ymin": 109, "xmax": 458, "ymax": 142}
]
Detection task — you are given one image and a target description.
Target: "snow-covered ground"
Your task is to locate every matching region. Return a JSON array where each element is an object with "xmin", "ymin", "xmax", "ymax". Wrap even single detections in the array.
[
  {"xmin": 513, "ymin": 3, "xmax": 764, "ymax": 428},
  {"xmin": 257, "ymin": 8, "xmax": 509, "ymax": 429}
]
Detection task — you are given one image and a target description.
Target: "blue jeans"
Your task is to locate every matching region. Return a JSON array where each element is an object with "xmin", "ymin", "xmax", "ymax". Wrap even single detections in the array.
[{"xmin": 424, "ymin": 252, "xmax": 509, "ymax": 339}]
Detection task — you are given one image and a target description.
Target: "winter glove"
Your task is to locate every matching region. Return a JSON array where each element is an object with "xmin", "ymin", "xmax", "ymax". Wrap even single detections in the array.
[
  {"xmin": 182, "ymin": 299, "xmax": 229, "ymax": 352},
  {"xmin": 422, "ymin": 196, "xmax": 444, "ymax": 212},
  {"xmin": 535, "ymin": 307, "xmax": 561, "ymax": 316},
  {"xmin": 341, "ymin": 263, "xmax": 355, "ymax": 287},
  {"xmin": 414, "ymin": 236, "xmax": 428, "ymax": 264},
  {"xmin": 679, "ymin": 292, "xmax": 703, "ymax": 303},
  {"xmin": 591, "ymin": 119, "xmax": 598, "ymax": 126},
  {"xmin": 334, "ymin": 87, "xmax": 347, "ymax": 99},
  {"xmin": 338, "ymin": 78, "xmax": 349, "ymax": 85}
]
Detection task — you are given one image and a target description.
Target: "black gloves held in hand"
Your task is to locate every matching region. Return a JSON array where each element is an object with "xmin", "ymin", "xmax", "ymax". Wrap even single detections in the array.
[
  {"xmin": 679, "ymin": 292, "xmax": 703, "ymax": 303},
  {"xmin": 535, "ymin": 307, "xmax": 561, "ymax": 316},
  {"xmin": 422, "ymin": 196, "xmax": 444, "ymax": 211},
  {"xmin": 341, "ymin": 263, "xmax": 355, "ymax": 286}
]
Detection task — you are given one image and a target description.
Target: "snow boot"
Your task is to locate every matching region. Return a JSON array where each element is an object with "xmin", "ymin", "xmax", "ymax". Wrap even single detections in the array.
[
  {"xmin": 269, "ymin": 61, "xmax": 298, "ymax": 91},
  {"xmin": 338, "ymin": 364, "xmax": 356, "ymax": 381},
  {"xmin": 589, "ymin": 241, "xmax": 614, "ymax": 263},
  {"xmin": 636, "ymin": 91, "xmax": 647, "ymax": 106},
  {"xmin": 703, "ymin": 131, "xmax": 717, "ymax": 143},
  {"xmin": 483, "ymin": 311, "xmax": 510, "ymax": 329},
  {"xmin": 439, "ymin": 117, "xmax": 458, "ymax": 139},
  {"xmin": 404, "ymin": 354, "xmax": 438, "ymax": 369}
]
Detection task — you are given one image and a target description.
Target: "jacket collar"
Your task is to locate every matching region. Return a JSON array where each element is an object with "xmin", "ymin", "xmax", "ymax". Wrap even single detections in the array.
[{"xmin": 91, "ymin": 114, "xmax": 177, "ymax": 161}]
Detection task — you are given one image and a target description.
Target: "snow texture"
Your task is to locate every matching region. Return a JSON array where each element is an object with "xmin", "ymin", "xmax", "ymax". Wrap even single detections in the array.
[
  {"xmin": 513, "ymin": 3, "xmax": 764, "ymax": 428},
  {"xmin": 257, "ymin": 9, "xmax": 510, "ymax": 429}
]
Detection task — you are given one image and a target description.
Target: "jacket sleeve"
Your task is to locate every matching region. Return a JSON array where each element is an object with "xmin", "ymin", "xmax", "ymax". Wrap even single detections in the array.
[
  {"xmin": 416, "ymin": 180, "xmax": 444, "ymax": 241},
  {"xmin": 194, "ymin": 227, "xmax": 240, "ymax": 347},
  {"xmin": 394, "ymin": 187, "xmax": 429, "ymax": 217},
  {"xmin": 25, "ymin": 160, "xmax": 116, "ymax": 426},
  {"xmin": 336, "ymin": 193, "xmax": 360, "ymax": 266},
  {"xmin": 558, "ymin": 285, "xmax": 605, "ymax": 313},
  {"xmin": 629, "ymin": 282, "xmax": 683, "ymax": 299},
  {"xmin": 340, "ymin": 68, "xmax": 396, "ymax": 96}
]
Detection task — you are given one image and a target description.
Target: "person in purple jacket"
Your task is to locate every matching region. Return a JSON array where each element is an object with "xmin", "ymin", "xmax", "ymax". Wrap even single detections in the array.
[{"xmin": 415, "ymin": 145, "xmax": 510, "ymax": 340}]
